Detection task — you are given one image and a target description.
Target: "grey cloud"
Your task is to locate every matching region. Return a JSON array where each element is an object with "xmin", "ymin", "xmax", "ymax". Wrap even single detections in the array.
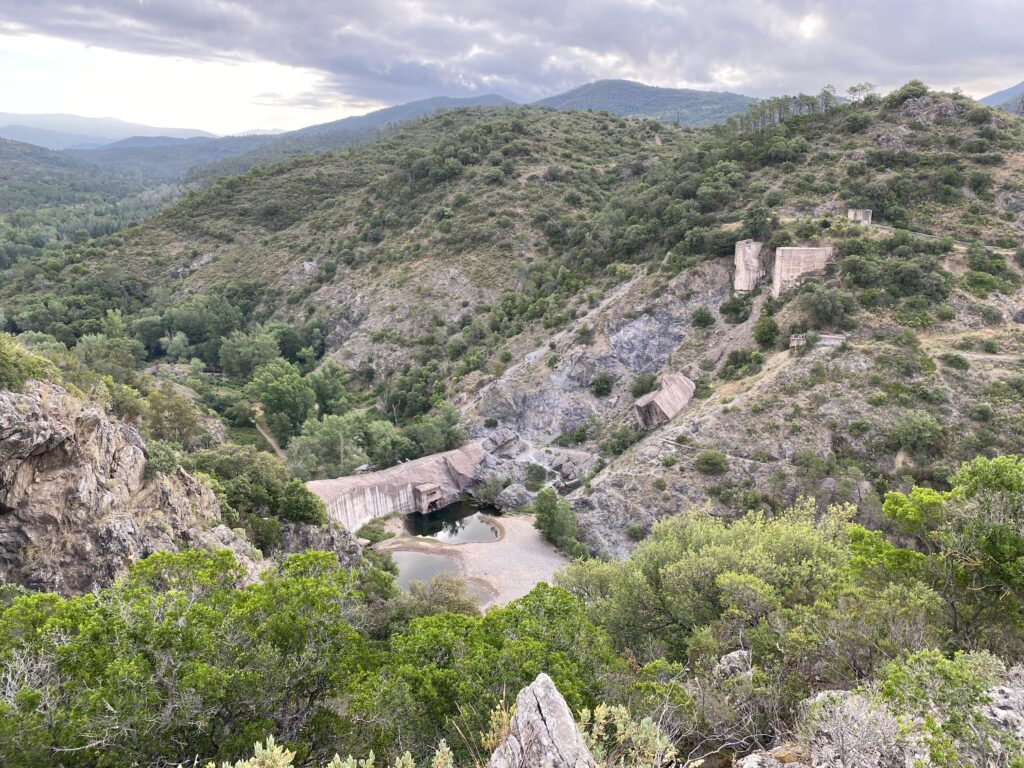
[{"xmin": 0, "ymin": 0, "xmax": 1021, "ymax": 104}]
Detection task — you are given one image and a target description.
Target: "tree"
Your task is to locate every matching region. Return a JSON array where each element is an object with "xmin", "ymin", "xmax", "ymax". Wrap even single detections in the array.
[
  {"xmin": 846, "ymin": 82, "xmax": 876, "ymax": 102},
  {"xmin": 883, "ymin": 456, "xmax": 1024, "ymax": 650},
  {"xmin": 307, "ymin": 359, "xmax": 351, "ymax": 415},
  {"xmin": 144, "ymin": 385, "xmax": 204, "ymax": 447},
  {"xmin": 277, "ymin": 479, "xmax": 328, "ymax": 524},
  {"xmin": 247, "ymin": 359, "xmax": 316, "ymax": 445},
  {"xmin": 752, "ymin": 314, "xmax": 780, "ymax": 348},
  {"xmin": 218, "ymin": 329, "xmax": 280, "ymax": 378},
  {"xmin": 533, "ymin": 488, "xmax": 583, "ymax": 554},
  {"xmin": 591, "ymin": 372, "xmax": 614, "ymax": 397}
]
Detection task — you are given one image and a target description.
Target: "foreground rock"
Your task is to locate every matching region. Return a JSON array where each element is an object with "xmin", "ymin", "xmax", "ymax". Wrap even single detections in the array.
[
  {"xmin": 490, "ymin": 673, "xmax": 597, "ymax": 768},
  {"xmin": 0, "ymin": 381, "xmax": 261, "ymax": 593}
]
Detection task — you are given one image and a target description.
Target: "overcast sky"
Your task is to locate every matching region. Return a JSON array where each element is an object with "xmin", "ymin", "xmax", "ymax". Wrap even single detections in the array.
[{"xmin": 0, "ymin": 0, "xmax": 1021, "ymax": 135}]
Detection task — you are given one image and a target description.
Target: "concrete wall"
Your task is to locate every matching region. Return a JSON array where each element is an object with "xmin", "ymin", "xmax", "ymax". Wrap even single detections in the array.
[
  {"xmin": 307, "ymin": 442, "xmax": 485, "ymax": 532},
  {"xmin": 772, "ymin": 247, "xmax": 833, "ymax": 298},
  {"xmin": 847, "ymin": 209, "xmax": 872, "ymax": 224},
  {"xmin": 733, "ymin": 239, "xmax": 765, "ymax": 292}
]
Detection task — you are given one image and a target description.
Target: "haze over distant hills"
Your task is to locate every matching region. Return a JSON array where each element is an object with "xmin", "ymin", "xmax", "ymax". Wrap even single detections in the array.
[
  {"xmin": 981, "ymin": 80, "xmax": 1024, "ymax": 112},
  {"xmin": 0, "ymin": 112, "xmax": 215, "ymax": 150},
  {"xmin": 55, "ymin": 81, "xmax": 755, "ymax": 182},
  {"xmin": 532, "ymin": 79, "xmax": 756, "ymax": 124}
]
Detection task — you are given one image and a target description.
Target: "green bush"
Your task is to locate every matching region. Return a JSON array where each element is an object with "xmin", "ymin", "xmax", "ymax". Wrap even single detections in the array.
[
  {"xmin": 939, "ymin": 352, "xmax": 970, "ymax": 371},
  {"xmin": 692, "ymin": 307, "xmax": 715, "ymax": 328},
  {"xmin": 591, "ymin": 372, "xmax": 614, "ymax": 397},
  {"xmin": 524, "ymin": 463, "xmax": 547, "ymax": 492},
  {"xmin": 631, "ymin": 373, "xmax": 658, "ymax": 398},
  {"xmin": 695, "ymin": 450, "xmax": 729, "ymax": 475}
]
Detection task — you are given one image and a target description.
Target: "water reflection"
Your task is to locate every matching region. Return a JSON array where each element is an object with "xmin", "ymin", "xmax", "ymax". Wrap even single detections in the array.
[{"xmin": 403, "ymin": 500, "xmax": 499, "ymax": 544}]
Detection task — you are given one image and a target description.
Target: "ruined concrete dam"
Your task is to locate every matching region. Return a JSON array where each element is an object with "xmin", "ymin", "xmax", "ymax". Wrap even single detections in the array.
[{"xmin": 306, "ymin": 442, "xmax": 485, "ymax": 531}]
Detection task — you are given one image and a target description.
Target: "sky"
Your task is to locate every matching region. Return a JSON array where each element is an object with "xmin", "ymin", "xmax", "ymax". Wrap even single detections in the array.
[{"xmin": 0, "ymin": 0, "xmax": 1021, "ymax": 135}]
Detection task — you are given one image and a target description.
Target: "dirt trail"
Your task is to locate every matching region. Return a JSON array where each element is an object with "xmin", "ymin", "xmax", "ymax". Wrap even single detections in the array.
[{"xmin": 254, "ymin": 419, "xmax": 287, "ymax": 459}]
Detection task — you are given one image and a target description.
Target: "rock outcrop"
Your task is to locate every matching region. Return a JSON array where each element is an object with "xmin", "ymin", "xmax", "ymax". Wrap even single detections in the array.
[
  {"xmin": 0, "ymin": 381, "xmax": 261, "ymax": 593},
  {"xmin": 490, "ymin": 673, "xmax": 597, "ymax": 768}
]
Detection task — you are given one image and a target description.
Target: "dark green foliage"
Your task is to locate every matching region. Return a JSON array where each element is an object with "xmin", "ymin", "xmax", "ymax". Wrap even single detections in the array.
[
  {"xmin": 524, "ymin": 463, "xmax": 547, "ymax": 492},
  {"xmin": 800, "ymin": 285, "xmax": 856, "ymax": 329},
  {"xmin": 591, "ymin": 372, "xmax": 614, "ymax": 396},
  {"xmin": 939, "ymin": 352, "xmax": 970, "ymax": 371},
  {"xmin": 718, "ymin": 292, "xmax": 754, "ymax": 324},
  {"xmin": 752, "ymin": 314, "xmax": 779, "ymax": 348},
  {"xmin": 691, "ymin": 306, "xmax": 715, "ymax": 328},
  {"xmin": 888, "ymin": 410, "xmax": 945, "ymax": 457},
  {"xmin": 695, "ymin": 449, "xmax": 729, "ymax": 475},
  {"xmin": 719, "ymin": 348, "xmax": 763, "ymax": 380},
  {"xmin": 277, "ymin": 479, "xmax": 328, "ymax": 524},
  {"xmin": 631, "ymin": 372, "xmax": 658, "ymax": 398},
  {"xmin": 532, "ymin": 488, "xmax": 587, "ymax": 556}
]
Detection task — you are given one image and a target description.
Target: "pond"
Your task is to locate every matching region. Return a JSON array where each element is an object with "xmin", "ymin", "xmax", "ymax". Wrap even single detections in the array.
[
  {"xmin": 389, "ymin": 550, "xmax": 493, "ymax": 604},
  {"xmin": 402, "ymin": 499, "xmax": 499, "ymax": 544}
]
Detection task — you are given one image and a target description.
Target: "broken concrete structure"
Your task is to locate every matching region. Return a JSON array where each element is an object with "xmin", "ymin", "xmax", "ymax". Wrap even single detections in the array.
[
  {"xmin": 733, "ymin": 239, "xmax": 765, "ymax": 292},
  {"xmin": 634, "ymin": 373, "xmax": 696, "ymax": 429},
  {"xmin": 847, "ymin": 208, "xmax": 873, "ymax": 224},
  {"xmin": 790, "ymin": 333, "xmax": 846, "ymax": 348},
  {"xmin": 772, "ymin": 246, "xmax": 834, "ymax": 298},
  {"xmin": 307, "ymin": 442, "xmax": 485, "ymax": 531}
]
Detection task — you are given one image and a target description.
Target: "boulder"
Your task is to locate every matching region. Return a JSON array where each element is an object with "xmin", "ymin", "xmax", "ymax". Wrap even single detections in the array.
[
  {"xmin": 489, "ymin": 673, "xmax": 597, "ymax": 768},
  {"xmin": 494, "ymin": 483, "xmax": 537, "ymax": 511},
  {"xmin": 715, "ymin": 649, "xmax": 753, "ymax": 680},
  {"xmin": 981, "ymin": 685, "xmax": 1024, "ymax": 740},
  {"xmin": 277, "ymin": 521, "xmax": 362, "ymax": 568},
  {"xmin": 736, "ymin": 755, "xmax": 783, "ymax": 768}
]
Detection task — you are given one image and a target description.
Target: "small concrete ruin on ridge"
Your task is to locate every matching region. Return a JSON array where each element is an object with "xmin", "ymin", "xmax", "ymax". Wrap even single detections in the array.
[
  {"xmin": 307, "ymin": 442, "xmax": 485, "ymax": 531},
  {"xmin": 733, "ymin": 239, "xmax": 765, "ymax": 292},
  {"xmin": 771, "ymin": 246, "xmax": 834, "ymax": 298},
  {"xmin": 790, "ymin": 333, "xmax": 847, "ymax": 348},
  {"xmin": 847, "ymin": 208, "xmax": 873, "ymax": 224},
  {"xmin": 634, "ymin": 373, "xmax": 696, "ymax": 429}
]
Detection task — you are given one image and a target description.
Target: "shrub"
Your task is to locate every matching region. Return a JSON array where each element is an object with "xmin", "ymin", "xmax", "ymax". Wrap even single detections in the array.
[
  {"xmin": 277, "ymin": 480, "xmax": 328, "ymax": 524},
  {"xmin": 591, "ymin": 372, "xmax": 614, "ymax": 397},
  {"xmin": 939, "ymin": 352, "xmax": 970, "ymax": 371},
  {"xmin": 0, "ymin": 332, "xmax": 55, "ymax": 391},
  {"xmin": 661, "ymin": 455, "xmax": 678, "ymax": 468},
  {"xmin": 753, "ymin": 314, "xmax": 780, "ymax": 348},
  {"xmin": 968, "ymin": 403, "xmax": 994, "ymax": 422},
  {"xmin": 888, "ymin": 410, "xmax": 944, "ymax": 456},
  {"xmin": 719, "ymin": 349, "xmax": 764, "ymax": 380},
  {"xmin": 624, "ymin": 523, "xmax": 647, "ymax": 541},
  {"xmin": 695, "ymin": 450, "xmax": 729, "ymax": 475},
  {"xmin": 484, "ymin": 417, "xmax": 498, "ymax": 428},
  {"xmin": 524, "ymin": 463, "xmax": 547, "ymax": 492},
  {"xmin": 631, "ymin": 373, "xmax": 658, "ymax": 398},
  {"xmin": 692, "ymin": 307, "xmax": 715, "ymax": 328},
  {"xmin": 719, "ymin": 293, "xmax": 754, "ymax": 324}
]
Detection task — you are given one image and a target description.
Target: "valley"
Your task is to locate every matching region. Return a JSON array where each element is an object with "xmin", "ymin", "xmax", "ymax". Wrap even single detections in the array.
[{"xmin": 3, "ymin": 76, "xmax": 1024, "ymax": 767}]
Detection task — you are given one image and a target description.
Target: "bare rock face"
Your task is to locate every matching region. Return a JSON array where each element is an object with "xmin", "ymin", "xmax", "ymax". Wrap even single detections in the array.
[
  {"xmin": 493, "ymin": 483, "xmax": 536, "ymax": 511},
  {"xmin": 277, "ymin": 521, "xmax": 361, "ymax": 568},
  {"xmin": 490, "ymin": 673, "xmax": 597, "ymax": 768},
  {"xmin": 0, "ymin": 382, "xmax": 262, "ymax": 593}
]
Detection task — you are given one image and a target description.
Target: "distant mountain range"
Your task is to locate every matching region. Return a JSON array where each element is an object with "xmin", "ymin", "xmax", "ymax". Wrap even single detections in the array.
[
  {"xmin": 0, "ymin": 112, "xmax": 215, "ymax": 150},
  {"xmin": 533, "ymin": 79, "xmax": 755, "ymax": 125},
  {"xmin": 981, "ymin": 80, "xmax": 1024, "ymax": 113},
  {"xmin": 51, "ymin": 81, "xmax": 756, "ymax": 183}
]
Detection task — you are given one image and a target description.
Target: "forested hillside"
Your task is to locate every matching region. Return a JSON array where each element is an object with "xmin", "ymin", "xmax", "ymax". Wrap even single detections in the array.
[
  {"xmin": 3, "ymin": 82, "xmax": 1024, "ymax": 766},
  {"xmin": 533, "ymin": 78, "xmax": 755, "ymax": 124}
]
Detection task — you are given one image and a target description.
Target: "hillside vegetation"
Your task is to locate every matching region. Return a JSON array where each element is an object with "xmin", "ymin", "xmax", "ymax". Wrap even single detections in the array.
[
  {"xmin": 533, "ymin": 78, "xmax": 755, "ymax": 124},
  {"xmin": 3, "ymin": 81, "xmax": 1024, "ymax": 767}
]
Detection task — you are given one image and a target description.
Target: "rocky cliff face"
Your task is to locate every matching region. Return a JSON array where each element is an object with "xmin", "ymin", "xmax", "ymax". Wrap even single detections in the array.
[{"xmin": 0, "ymin": 381, "xmax": 262, "ymax": 593}]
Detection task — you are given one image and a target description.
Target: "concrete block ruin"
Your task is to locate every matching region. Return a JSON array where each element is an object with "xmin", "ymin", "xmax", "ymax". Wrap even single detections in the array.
[
  {"xmin": 307, "ymin": 442, "xmax": 485, "ymax": 531},
  {"xmin": 789, "ymin": 333, "xmax": 847, "ymax": 348},
  {"xmin": 772, "ymin": 246, "xmax": 834, "ymax": 298},
  {"xmin": 733, "ymin": 239, "xmax": 765, "ymax": 292},
  {"xmin": 847, "ymin": 208, "xmax": 873, "ymax": 224},
  {"xmin": 634, "ymin": 373, "xmax": 696, "ymax": 430}
]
